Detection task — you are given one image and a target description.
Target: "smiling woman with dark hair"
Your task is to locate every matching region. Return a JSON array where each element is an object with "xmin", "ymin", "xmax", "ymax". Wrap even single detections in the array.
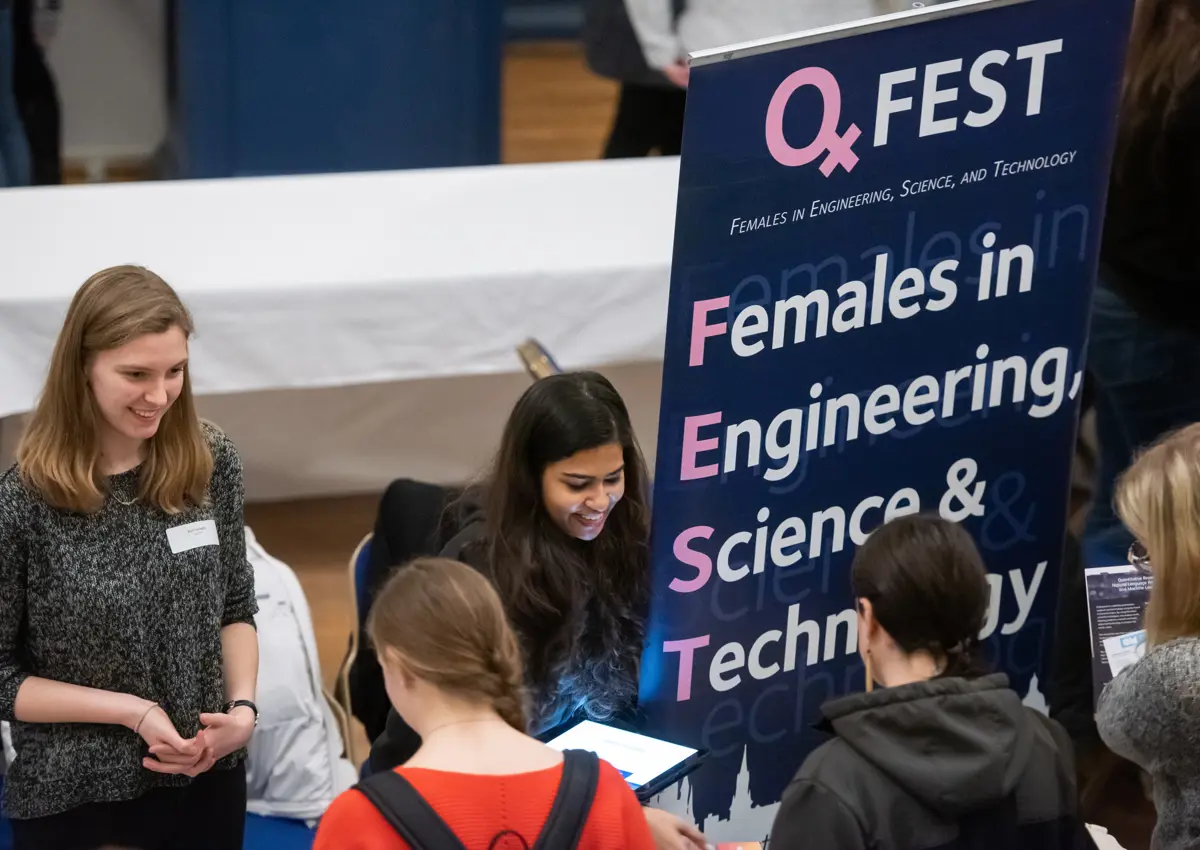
[
  {"xmin": 369, "ymin": 372, "xmax": 651, "ymax": 773},
  {"xmin": 366, "ymin": 372, "xmax": 705, "ymax": 849},
  {"xmin": 469, "ymin": 371, "xmax": 651, "ymax": 726}
]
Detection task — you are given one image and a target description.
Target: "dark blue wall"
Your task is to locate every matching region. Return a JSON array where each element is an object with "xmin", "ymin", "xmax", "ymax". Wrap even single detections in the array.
[
  {"xmin": 506, "ymin": 0, "xmax": 583, "ymax": 39},
  {"xmin": 169, "ymin": 0, "xmax": 504, "ymax": 178}
]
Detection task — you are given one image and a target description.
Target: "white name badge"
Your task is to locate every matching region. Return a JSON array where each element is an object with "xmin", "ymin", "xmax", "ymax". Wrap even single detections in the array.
[{"xmin": 167, "ymin": 520, "xmax": 219, "ymax": 554}]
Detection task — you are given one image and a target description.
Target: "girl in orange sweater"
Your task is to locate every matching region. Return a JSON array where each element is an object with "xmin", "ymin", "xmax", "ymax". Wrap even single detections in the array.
[{"xmin": 314, "ymin": 557, "xmax": 660, "ymax": 850}]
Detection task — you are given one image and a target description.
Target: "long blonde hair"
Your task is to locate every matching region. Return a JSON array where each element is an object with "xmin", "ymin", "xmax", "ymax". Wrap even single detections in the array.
[
  {"xmin": 1115, "ymin": 422, "xmax": 1200, "ymax": 647},
  {"xmin": 367, "ymin": 558, "xmax": 530, "ymax": 732},
  {"xmin": 17, "ymin": 265, "xmax": 212, "ymax": 514}
]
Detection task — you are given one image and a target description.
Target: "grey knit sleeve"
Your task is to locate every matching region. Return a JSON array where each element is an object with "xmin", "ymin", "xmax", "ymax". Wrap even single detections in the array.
[
  {"xmin": 206, "ymin": 426, "xmax": 258, "ymax": 629},
  {"xmin": 1096, "ymin": 638, "xmax": 1200, "ymax": 770},
  {"xmin": 0, "ymin": 470, "xmax": 31, "ymax": 720}
]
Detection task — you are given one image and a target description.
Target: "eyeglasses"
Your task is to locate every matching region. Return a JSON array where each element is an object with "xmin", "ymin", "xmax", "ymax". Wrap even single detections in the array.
[{"xmin": 1129, "ymin": 541, "xmax": 1151, "ymax": 571}]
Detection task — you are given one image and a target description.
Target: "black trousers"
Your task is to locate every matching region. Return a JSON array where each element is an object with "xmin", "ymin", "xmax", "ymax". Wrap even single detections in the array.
[
  {"xmin": 11, "ymin": 763, "xmax": 247, "ymax": 850},
  {"xmin": 602, "ymin": 82, "xmax": 687, "ymax": 159}
]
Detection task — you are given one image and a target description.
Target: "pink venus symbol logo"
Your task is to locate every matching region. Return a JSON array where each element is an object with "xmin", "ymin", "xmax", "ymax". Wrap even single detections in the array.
[{"xmin": 765, "ymin": 67, "xmax": 861, "ymax": 176}]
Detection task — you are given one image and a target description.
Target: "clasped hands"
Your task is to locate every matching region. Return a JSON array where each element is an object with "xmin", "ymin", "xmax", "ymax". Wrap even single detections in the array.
[{"xmin": 130, "ymin": 700, "xmax": 255, "ymax": 777}]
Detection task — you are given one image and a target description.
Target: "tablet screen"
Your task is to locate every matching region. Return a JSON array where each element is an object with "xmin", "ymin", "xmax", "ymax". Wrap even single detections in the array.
[{"xmin": 544, "ymin": 720, "xmax": 698, "ymax": 790}]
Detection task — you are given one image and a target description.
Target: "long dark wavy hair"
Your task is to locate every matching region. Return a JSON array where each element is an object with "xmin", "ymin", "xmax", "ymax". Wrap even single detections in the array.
[
  {"xmin": 1116, "ymin": 0, "xmax": 1200, "ymax": 170},
  {"xmin": 460, "ymin": 372, "xmax": 651, "ymax": 725}
]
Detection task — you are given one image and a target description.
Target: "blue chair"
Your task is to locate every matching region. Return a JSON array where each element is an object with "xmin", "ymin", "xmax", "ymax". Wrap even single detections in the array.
[
  {"xmin": 351, "ymin": 534, "xmax": 374, "ymax": 626},
  {"xmin": 0, "ymin": 777, "xmax": 11, "ymax": 850},
  {"xmin": 245, "ymin": 812, "xmax": 317, "ymax": 849},
  {"xmin": 332, "ymin": 533, "xmax": 373, "ymax": 765}
]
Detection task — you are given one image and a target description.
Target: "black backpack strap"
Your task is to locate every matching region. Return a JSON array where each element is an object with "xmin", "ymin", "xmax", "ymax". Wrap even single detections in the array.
[
  {"xmin": 438, "ymin": 518, "xmax": 485, "ymax": 563},
  {"xmin": 354, "ymin": 770, "xmax": 470, "ymax": 850},
  {"xmin": 532, "ymin": 749, "xmax": 601, "ymax": 850}
]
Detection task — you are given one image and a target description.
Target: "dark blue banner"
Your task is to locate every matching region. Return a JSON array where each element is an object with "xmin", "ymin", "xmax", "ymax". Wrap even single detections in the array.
[{"xmin": 639, "ymin": 0, "xmax": 1134, "ymax": 839}]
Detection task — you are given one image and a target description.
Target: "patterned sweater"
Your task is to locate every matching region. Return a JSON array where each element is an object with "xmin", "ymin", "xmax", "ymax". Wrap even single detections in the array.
[
  {"xmin": 0, "ymin": 422, "xmax": 258, "ymax": 819},
  {"xmin": 1097, "ymin": 637, "xmax": 1200, "ymax": 850}
]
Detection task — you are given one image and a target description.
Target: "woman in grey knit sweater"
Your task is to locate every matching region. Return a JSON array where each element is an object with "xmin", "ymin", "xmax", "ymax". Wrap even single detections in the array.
[
  {"xmin": 0, "ymin": 266, "xmax": 259, "ymax": 849},
  {"xmin": 1097, "ymin": 422, "xmax": 1200, "ymax": 850}
]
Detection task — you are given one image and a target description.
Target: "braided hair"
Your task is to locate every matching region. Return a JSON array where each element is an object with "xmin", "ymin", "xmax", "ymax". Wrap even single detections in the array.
[{"xmin": 367, "ymin": 558, "xmax": 531, "ymax": 732}]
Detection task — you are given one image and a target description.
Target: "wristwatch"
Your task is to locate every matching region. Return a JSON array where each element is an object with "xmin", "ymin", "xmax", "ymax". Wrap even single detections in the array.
[{"xmin": 224, "ymin": 699, "xmax": 259, "ymax": 726}]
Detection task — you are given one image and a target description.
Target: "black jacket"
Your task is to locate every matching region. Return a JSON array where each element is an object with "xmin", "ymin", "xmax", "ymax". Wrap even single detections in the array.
[
  {"xmin": 769, "ymin": 674, "xmax": 1091, "ymax": 850},
  {"xmin": 349, "ymin": 479, "xmax": 462, "ymax": 741},
  {"xmin": 1045, "ymin": 532, "xmax": 1099, "ymax": 745},
  {"xmin": 364, "ymin": 499, "xmax": 490, "ymax": 774}
]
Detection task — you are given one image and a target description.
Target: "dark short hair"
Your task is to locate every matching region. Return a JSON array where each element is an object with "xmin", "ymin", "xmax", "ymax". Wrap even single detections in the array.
[{"xmin": 851, "ymin": 514, "xmax": 990, "ymax": 678}]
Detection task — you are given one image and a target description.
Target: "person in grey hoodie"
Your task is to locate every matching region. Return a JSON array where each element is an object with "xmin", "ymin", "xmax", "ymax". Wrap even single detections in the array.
[
  {"xmin": 1097, "ymin": 422, "xmax": 1200, "ymax": 850},
  {"xmin": 770, "ymin": 515, "xmax": 1089, "ymax": 850}
]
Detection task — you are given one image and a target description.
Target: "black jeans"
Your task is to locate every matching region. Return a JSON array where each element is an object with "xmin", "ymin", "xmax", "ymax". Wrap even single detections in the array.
[
  {"xmin": 602, "ymin": 82, "xmax": 686, "ymax": 158},
  {"xmin": 11, "ymin": 763, "xmax": 247, "ymax": 850}
]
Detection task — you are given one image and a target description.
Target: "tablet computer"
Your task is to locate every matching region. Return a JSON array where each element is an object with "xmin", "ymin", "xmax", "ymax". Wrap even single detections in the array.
[{"xmin": 543, "ymin": 720, "xmax": 707, "ymax": 802}]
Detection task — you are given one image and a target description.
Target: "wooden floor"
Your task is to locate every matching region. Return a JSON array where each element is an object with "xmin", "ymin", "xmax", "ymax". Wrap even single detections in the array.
[
  {"xmin": 67, "ymin": 43, "xmax": 1150, "ymax": 848},
  {"xmin": 502, "ymin": 42, "xmax": 618, "ymax": 164}
]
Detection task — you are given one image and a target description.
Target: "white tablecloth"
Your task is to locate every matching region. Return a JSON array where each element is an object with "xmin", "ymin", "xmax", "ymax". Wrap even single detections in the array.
[{"xmin": 0, "ymin": 158, "xmax": 678, "ymax": 499}]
